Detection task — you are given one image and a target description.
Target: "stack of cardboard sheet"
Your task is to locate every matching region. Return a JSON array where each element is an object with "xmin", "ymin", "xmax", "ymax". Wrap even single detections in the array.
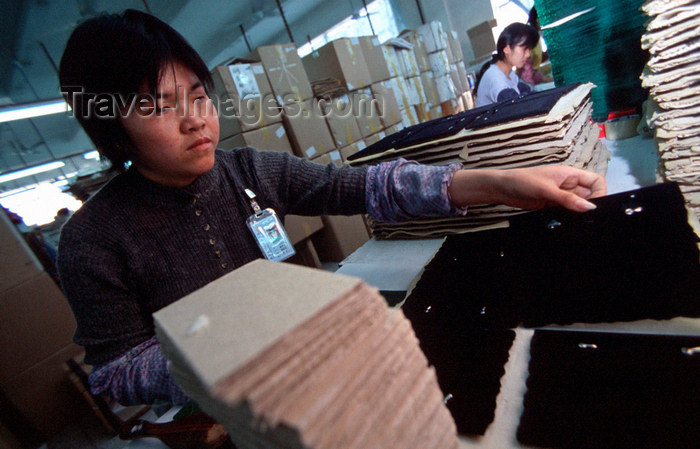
[
  {"xmin": 154, "ymin": 260, "xmax": 458, "ymax": 449},
  {"xmin": 641, "ymin": 0, "xmax": 700, "ymax": 220},
  {"xmin": 348, "ymin": 82, "xmax": 610, "ymax": 239},
  {"xmin": 311, "ymin": 77, "xmax": 347, "ymax": 100}
]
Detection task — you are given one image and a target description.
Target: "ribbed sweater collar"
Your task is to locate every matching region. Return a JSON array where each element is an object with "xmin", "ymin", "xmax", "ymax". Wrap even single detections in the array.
[{"xmin": 123, "ymin": 157, "xmax": 222, "ymax": 205}]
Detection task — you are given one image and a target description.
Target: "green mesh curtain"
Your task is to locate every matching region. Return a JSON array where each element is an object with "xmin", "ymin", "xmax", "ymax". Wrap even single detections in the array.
[{"xmin": 534, "ymin": 0, "xmax": 649, "ymax": 121}]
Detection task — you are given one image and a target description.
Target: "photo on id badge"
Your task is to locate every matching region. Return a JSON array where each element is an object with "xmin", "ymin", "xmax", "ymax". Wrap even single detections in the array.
[{"xmin": 263, "ymin": 221, "xmax": 281, "ymax": 242}]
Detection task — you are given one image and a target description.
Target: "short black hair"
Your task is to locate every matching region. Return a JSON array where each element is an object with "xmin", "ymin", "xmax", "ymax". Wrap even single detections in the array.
[
  {"xmin": 495, "ymin": 22, "xmax": 539, "ymax": 62},
  {"xmin": 59, "ymin": 9, "xmax": 213, "ymax": 171},
  {"xmin": 475, "ymin": 22, "xmax": 539, "ymax": 94},
  {"xmin": 528, "ymin": 7, "xmax": 540, "ymax": 29}
]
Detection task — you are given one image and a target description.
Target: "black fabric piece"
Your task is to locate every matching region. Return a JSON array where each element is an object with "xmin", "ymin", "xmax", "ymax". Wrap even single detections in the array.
[
  {"xmin": 347, "ymin": 83, "xmax": 581, "ymax": 162},
  {"xmin": 402, "ymin": 182, "xmax": 700, "ymax": 330},
  {"xmin": 517, "ymin": 81, "xmax": 532, "ymax": 95},
  {"xmin": 517, "ymin": 330, "xmax": 700, "ymax": 449},
  {"xmin": 496, "ymin": 87, "xmax": 520, "ymax": 103},
  {"xmin": 409, "ymin": 324, "xmax": 514, "ymax": 436}
]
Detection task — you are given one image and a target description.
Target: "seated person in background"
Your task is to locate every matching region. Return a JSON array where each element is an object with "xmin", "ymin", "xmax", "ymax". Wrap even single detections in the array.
[
  {"xmin": 57, "ymin": 10, "xmax": 606, "ymax": 407},
  {"xmin": 518, "ymin": 7, "xmax": 554, "ymax": 86},
  {"xmin": 475, "ymin": 22, "xmax": 540, "ymax": 107},
  {"xmin": 518, "ymin": 55, "xmax": 553, "ymax": 86},
  {"xmin": 38, "ymin": 207, "xmax": 72, "ymax": 249}
]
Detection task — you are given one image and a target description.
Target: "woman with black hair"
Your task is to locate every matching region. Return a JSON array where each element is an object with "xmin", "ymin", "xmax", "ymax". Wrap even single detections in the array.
[
  {"xmin": 475, "ymin": 22, "xmax": 540, "ymax": 107},
  {"xmin": 518, "ymin": 7, "xmax": 554, "ymax": 86},
  {"xmin": 56, "ymin": 10, "xmax": 605, "ymax": 406}
]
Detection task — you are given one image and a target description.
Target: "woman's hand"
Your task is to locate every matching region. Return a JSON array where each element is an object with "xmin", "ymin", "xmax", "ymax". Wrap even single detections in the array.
[{"xmin": 447, "ymin": 165, "xmax": 607, "ymax": 212}]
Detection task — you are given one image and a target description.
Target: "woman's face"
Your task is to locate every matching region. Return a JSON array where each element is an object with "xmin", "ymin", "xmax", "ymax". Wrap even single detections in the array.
[
  {"xmin": 120, "ymin": 62, "xmax": 219, "ymax": 187},
  {"xmin": 504, "ymin": 43, "xmax": 531, "ymax": 69}
]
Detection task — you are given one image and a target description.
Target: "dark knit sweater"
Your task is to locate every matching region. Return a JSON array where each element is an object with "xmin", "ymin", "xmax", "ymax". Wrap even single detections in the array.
[{"xmin": 58, "ymin": 148, "xmax": 367, "ymax": 365}]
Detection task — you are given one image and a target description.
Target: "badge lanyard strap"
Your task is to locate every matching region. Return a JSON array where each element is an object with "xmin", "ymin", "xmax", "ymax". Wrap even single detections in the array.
[{"xmin": 245, "ymin": 188, "xmax": 263, "ymax": 217}]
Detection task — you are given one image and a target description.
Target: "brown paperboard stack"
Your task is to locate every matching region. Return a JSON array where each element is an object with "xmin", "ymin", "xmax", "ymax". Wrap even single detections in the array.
[
  {"xmin": 311, "ymin": 77, "xmax": 347, "ymax": 99},
  {"xmin": 350, "ymin": 83, "xmax": 603, "ymax": 168},
  {"xmin": 640, "ymin": 0, "xmax": 700, "ymax": 220},
  {"xmin": 154, "ymin": 259, "xmax": 458, "ymax": 449},
  {"xmin": 350, "ymin": 83, "xmax": 610, "ymax": 239}
]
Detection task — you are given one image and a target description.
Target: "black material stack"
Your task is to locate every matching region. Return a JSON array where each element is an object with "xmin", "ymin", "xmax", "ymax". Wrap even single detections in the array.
[{"xmin": 401, "ymin": 182, "xmax": 700, "ymax": 441}]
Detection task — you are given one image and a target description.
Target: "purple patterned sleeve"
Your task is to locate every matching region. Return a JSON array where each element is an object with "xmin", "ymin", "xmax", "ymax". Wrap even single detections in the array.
[
  {"xmin": 88, "ymin": 336, "xmax": 189, "ymax": 406},
  {"xmin": 365, "ymin": 158, "xmax": 468, "ymax": 223}
]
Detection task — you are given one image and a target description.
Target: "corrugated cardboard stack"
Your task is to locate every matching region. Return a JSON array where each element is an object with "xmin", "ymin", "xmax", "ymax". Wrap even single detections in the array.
[
  {"xmin": 640, "ymin": 0, "xmax": 700, "ymax": 220},
  {"xmin": 348, "ymin": 82, "xmax": 611, "ymax": 239},
  {"xmin": 154, "ymin": 259, "xmax": 459, "ymax": 449}
]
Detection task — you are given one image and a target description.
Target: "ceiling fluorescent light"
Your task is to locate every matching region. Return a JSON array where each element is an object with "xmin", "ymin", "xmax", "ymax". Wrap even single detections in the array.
[
  {"xmin": 0, "ymin": 161, "xmax": 66, "ymax": 184},
  {"xmin": 83, "ymin": 150, "xmax": 100, "ymax": 160},
  {"xmin": 0, "ymin": 98, "xmax": 71, "ymax": 123}
]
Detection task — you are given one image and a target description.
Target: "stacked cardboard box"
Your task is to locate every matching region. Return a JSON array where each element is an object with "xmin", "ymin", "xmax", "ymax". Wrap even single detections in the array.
[
  {"xmin": 640, "ymin": 0, "xmax": 700, "ymax": 220},
  {"xmin": 448, "ymin": 31, "xmax": 474, "ymax": 110},
  {"xmin": 0, "ymin": 212, "xmax": 85, "ymax": 441},
  {"xmin": 380, "ymin": 44, "xmax": 422, "ymax": 127},
  {"xmin": 293, "ymin": 29, "xmax": 476, "ymax": 163},
  {"xmin": 239, "ymin": 43, "xmax": 340, "ymax": 162},
  {"xmin": 154, "ymin": 259, "xmax": 459, "ymax": 449},
  {"xmin": 466, "ymin": 19, "xmax": 498, "ymax": 67},
  {"xmin": 356, "ymin": 36, "xmax": 396, "ymax": 82},
  {"xmin": 216, "ymin": 42, "xmax": 382, "ymax": 261},
  {"xmin": 322, "ymin": 95, "xmax": 363, "ymax": 149},
  {"xmin": 218, "ymin": 25, "xmax": 476, "ymax": 166},
  {"xmin": 213, "ymin": 52, "xmax": 326, "ymax": 256},
  {"xmin": 281, "ymin": 99, "xmax": 337, "ymax": 161},
  {"xmin": 416, "ymin": 21, "xmax": 474, "ymax": 117},
  {"xmin": 300, "ymin": 37, "xmax": 403, "ymax": 163},
  {"xmin": 302, "ymin": 38, "xmax": 372, "ymax": 92},
  {"xmin": 362, "ymin": 22, "xmax": 474, "ymax": 131},
  {"xmin": 219, "ymin": 122, "xmax": 293, "ymax": 154},
  {"xmin": 248, "ymin": 43, "xmax": 314, "ymax": 105},
  {"xmin": 211, "ymin": 61, "xmax": 284, "ymax": 145},
  {"xmin": 311, "ymin": 215, "xmax": 370, "ymax": 262}
]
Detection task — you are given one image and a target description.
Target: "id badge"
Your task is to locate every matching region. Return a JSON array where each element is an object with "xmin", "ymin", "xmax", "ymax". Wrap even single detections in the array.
[{"xmin": 246, "ymin": 208, "xmax": 296, "ymax": 262}]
